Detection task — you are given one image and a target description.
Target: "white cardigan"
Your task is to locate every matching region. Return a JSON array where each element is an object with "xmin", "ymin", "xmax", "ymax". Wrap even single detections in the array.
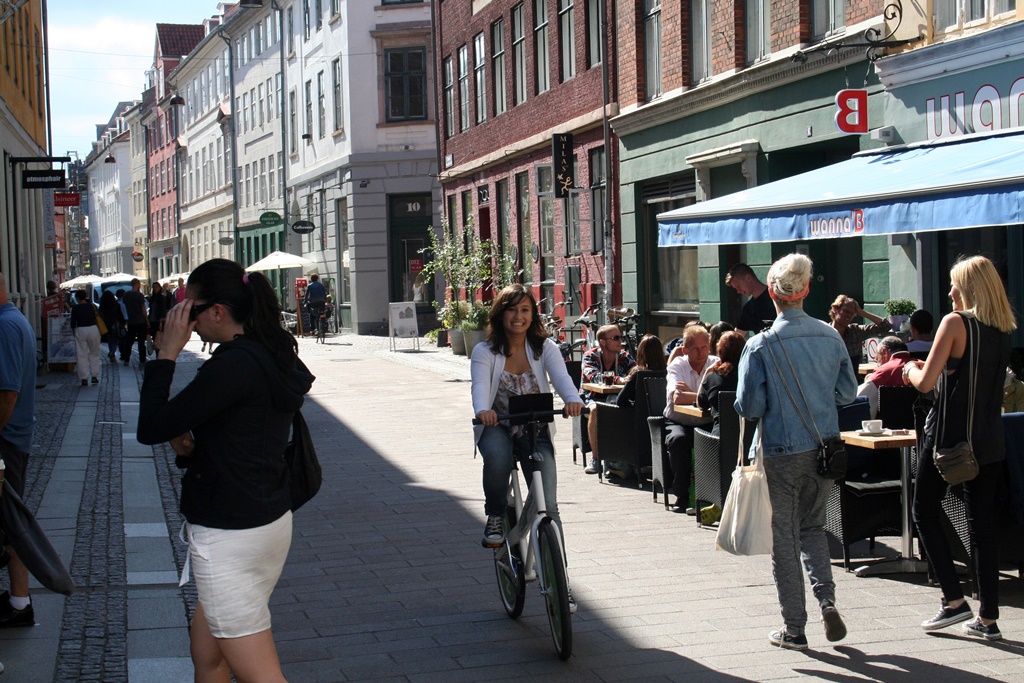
[{"xmin": 470, "ymin": 337, "xmax": 584, "ymax": 444}]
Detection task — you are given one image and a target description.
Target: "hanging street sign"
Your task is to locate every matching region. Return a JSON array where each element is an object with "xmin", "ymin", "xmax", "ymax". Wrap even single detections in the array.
[
  {"xmin": 219, "ymin": 236, "xmax": 235, "ymax": 245},
  {"xmin": 53, "ymin": 191, "xmax": 81, "ymax": 207},
  {"xmin": 291, "ymin": 220, "xmax": 316, "ymax": 234},
  {"xmin": 259, "ymin": 211, "xmax": 283, "ymax": 227},
  {"xmin": 22, "ymin": 169, "xmax": 66, "ymax": 189}
]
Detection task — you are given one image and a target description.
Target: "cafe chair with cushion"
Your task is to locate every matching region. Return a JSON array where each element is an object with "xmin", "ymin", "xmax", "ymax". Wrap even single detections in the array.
[
  {"xmin": 564, "ymin": 361, "xmax": 588, "ymax": 465},
  {"xmin": 643, "ymin": 376, "xmax": 671, "ymax": 509},
  {"xmin": 825, "ymin": 397, "xmax": 903, "ymax": 570},
  {"xmin": 593, "ymin": 370, "xmax": 665, "ymax": 487}
]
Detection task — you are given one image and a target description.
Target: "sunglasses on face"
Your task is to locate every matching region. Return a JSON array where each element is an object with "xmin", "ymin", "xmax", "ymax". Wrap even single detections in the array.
[{"xmin": 189, "ymin": 301, "xmax": 217, "ymax": 321}]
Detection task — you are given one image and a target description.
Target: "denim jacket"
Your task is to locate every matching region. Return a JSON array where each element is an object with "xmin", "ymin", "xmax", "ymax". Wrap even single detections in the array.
[{"xmin": 735, "ymin": 307, "xmax": 857, "ymax": 457}]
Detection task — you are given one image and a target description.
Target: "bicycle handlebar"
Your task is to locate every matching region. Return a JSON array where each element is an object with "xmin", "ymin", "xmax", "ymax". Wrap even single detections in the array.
[{"xmin": 472, "ymin": 406, "xmax": 589, "ymax": 425}]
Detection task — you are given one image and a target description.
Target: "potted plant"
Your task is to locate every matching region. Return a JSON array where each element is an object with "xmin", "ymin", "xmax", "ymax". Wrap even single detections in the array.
[
  {"xmin": 419, "ymin": 219, "xmax": 468, "ymax": 353},
  {"xmin": 883, "ymin": 298, "xmax": 917, "ymax": 333},
  {"xmin": 460, "ymin": 301, "xmax": 492, "ymax": 356}
]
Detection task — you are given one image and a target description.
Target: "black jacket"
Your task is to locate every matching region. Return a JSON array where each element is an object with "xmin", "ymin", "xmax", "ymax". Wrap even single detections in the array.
[{"xmin": 137, "ymin": 335, "xmax": 315, "ymax": 528}]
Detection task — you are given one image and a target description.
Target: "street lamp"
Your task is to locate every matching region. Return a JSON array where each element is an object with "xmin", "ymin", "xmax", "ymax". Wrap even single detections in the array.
[{"xmin": 104, "ymin": 154, "xmax": 116, "ymax": 163}]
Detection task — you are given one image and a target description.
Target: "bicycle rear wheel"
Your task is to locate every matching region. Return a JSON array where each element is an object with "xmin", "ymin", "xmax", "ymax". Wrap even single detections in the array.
[
  {"xmin": 495, "ymin": 505, "xmax": 525, "ymax": 618},
  {"xmin": 537, "ymin": 520, "xmax": 572, "ymax": 660}
]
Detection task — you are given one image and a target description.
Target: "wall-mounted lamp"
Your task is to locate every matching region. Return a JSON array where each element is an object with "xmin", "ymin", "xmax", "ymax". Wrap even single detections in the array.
[
  {"xmin": 104, "ymin": 154, "xmax": 116, "ymax": 164},
  {"xmin": 169, "ymin": 94, "xmax": 186, "ymax": 107},
  {"xmin": 358, "ymin": 180, "xmax": 370, "ymax": 188}
]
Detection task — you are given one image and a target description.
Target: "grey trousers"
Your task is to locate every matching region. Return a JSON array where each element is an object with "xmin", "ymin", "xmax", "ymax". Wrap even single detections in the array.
[{"xmin": 763, "ymin": 450, "xmax": 836, "ymax": 636}]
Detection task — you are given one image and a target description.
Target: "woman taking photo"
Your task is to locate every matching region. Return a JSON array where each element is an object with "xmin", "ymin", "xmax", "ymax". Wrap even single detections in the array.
[
  {"xmin": 471, "ymin": 284, "xmax": 584, "ymax": 549},
  {"xmin": 828, "ymin": 295, "xmax": 892, "ymax": 366},
  {"xmin": 137, "ymin": 259, "xmax": 314, "ymax": 682},
  {"xmin": 904, "ymin": 255, "xmax": 1015, "ymax": 640},
  {"xmin": 735, "ymin": 253, "xmax": 857, "ymax": 650},
  {"xmin": 697, "ymin": 330, "xmax": 746, "ymax": 436}
]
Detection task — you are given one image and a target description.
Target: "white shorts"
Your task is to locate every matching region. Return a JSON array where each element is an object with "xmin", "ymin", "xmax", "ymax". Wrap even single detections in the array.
[{"xmin": 186, "ymin": 511, "xmax": 292, "ymax": 638}]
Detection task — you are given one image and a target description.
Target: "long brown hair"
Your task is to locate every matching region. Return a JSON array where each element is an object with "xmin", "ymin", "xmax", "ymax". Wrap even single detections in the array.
[
  {"xmin": 485, "ymin": 284, "xmax": 548, "ymax": 358},
  {"xmin": 709, "ymin": 330, "xmax": 746, "ymax": 376},
  {"xmin": 633, "ymin": 334, "xmax": 666, "ymax": 373}
]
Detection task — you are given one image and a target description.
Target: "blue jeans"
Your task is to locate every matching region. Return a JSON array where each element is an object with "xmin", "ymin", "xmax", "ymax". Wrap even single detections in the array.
[{"xmin": 478, "ymin": 424, "xmax": 560, "ymax": 533}]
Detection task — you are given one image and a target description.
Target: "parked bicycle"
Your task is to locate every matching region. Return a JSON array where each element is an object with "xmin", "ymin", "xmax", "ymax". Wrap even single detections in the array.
[
  {"xmin": 608, "ymin": 307, "xmax": 640, "ymax": 357},
  {"xmin": 473, "ymin": 393, "xmax": 587, "ymax": 661},
  {"xmin": 565, "ymin": 303, "xmax": 601, "ymax": 360}
]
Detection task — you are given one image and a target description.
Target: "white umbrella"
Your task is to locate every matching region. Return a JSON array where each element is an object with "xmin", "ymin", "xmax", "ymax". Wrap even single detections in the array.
[
  {"xmin": 245, "ymin": 251, "xmax": 317, "ymax": 272},
  {"xmin": 159, "ymin": 272, "xmax": 190, "ymax": 286},
  {"xmin": 59, "ymin": 275, "xmax": 102, "ymax": 289}
]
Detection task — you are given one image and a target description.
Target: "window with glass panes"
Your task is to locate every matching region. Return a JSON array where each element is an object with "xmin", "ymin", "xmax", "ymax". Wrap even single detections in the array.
[
  {"xmin": 644, "ymin": 0, "xmax": 661, "ymax": 99},
  {"xmin": 537, "ymin": 166, "xmax": 555, "ymax": 281},
  {"xmin": 304, "ymin": 80, "xmax": 312, "ymax": 136},
  {"xmin": 812, "ymin": 0, "xmax": 845, "ymax": 38},
  {"xmin": 691, "ymin": 0, "xmax": 711, "ymax": 82},
  {"xmin": 289, "ymin": 89, "xmax": 297, "ymax": 153},
  {"xmin": 336, "ymin": 198, "xmax": 350, "ymax": 304},
  {"xmin": 492, "ymin": 20, "xmax": 506, "ymax": 115},
  {"xmin": 317, "ymin": 71, "xmax": 326, "ymax": 137},
  {"xmin": 474, "ymin": 33, "xmax": 487, "ymax": 123},
  {"xmin": 589, "ymin": 147, "xmax": 605, "ymax": 252},
  {"xmin": 534, "ymin": 0, "xmax": 550, "ymax": 93},
  {"xmin": 496, "ymin": 178, "xmax": 511, "ymax": 258},
  {"xmin": 587, "ymin": 0, "xmax": 602, "ymax": 67},
  {"xmin": 559, "ymin": 0, "xmax": 575, "ymax": 81},
  {"xmin": 332, "ymin": 58, "xmax": 343, "ymax": 131},
  {"xmin": 516, "ymin": 172, "xmax": 532, "ymax": 284},
  {"xmin": 458, "ymin": 45, "xmax": 470, "ymax": 129},
  {"xmin": 746, "ymin": 0, "xmax": 770, "ymax": 63},
  {"xmin": 443, "ymin": 56, "xmax": 455, "ymax": 137},
  {"xmin": 512, "ymin": 5, "xmax": 527, "ymax": 105},
  {"xmin": 384, "ymin": 47, "xmax": 427, "ymax": 121}
]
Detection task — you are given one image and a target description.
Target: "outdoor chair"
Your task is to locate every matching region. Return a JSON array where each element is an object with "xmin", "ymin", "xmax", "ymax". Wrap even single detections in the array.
[
  {"xmin": 591, "ymin": 370, "xmax": 663, "ymax": 488},
  {"xmin": 692, "ymin": 392, "xmax": 749, "ymax": 527},
  {"xmin": 564, "ymin": 361, "xmax": 588, "ymax": 465},
  {"xmin": 643, "ymin": 376, "xmax": 671, "ymax": 509},
  {"xmin": 826, "ymin": 397, "xmax": 903, "ymax": 570}
]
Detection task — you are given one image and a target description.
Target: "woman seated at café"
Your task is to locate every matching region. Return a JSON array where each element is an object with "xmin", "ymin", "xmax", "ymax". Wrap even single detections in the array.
[
  {"xmin": 828, "ymin": 295, "xmax": 892, "ymax": 366},
  {"xmin": 697, "ymin": 331, "xmax": 746, "ymax": 436},
  {"xmin": 590, "ymin": 334, "xmax": 666, "ymax": 479}
]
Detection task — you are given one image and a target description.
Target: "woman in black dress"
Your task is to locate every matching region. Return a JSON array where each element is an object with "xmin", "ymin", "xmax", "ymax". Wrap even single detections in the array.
[{"xmin": 904, "ymin": 255, "xmax": 1015, "ymax": 640}]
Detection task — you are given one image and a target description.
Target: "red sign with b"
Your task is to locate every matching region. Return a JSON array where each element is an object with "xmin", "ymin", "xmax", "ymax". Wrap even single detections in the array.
[{"xmin": 835, "ymin": 89, "xmax": 868, "ymax": 135}]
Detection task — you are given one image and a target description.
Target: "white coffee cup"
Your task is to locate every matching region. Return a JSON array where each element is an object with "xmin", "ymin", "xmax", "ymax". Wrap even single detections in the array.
[{"xmin": 862, "ymin": 420, "xmax": 883, "ymax": 433}]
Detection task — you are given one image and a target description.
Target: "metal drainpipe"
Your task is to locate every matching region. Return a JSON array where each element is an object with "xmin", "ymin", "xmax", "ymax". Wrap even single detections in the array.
[
  {"xmin": 216, "ymin": 28, "xmax": 239, "ymax": 261},
  {"xmin": 599, "ymin": 0, "xmax": 613, "ymax": 314},
  {"xmin": 272, "ymin": 0, "xmax": 288, "ymax": 306}
]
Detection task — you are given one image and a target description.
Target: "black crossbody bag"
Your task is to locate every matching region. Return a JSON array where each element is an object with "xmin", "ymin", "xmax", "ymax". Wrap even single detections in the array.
[{"xmin": 763, "ymin": 331, "xmax": 847, "ymax": 479}]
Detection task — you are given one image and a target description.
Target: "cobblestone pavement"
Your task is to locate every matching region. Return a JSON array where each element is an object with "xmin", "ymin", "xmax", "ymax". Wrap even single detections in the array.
[{"xmin": 2, "ymin": 331, "xmax": 1023, "ymax": 681}]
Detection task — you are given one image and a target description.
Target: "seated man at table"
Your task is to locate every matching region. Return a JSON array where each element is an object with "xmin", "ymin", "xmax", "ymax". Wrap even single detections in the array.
[
  {"xmin": 906, "ymin": 309, "xmax": 934, "ymax": 355},
  {"xmin": 663, "ymin": 324, "xmax": 718, "ymax": 513},
  {"xmin": 857, "ymin": 336, "xmax": 912, "ymax": 418},
  {"xmin": 582, "ymin": 325, "xmax": 635, "ymax": 474}
]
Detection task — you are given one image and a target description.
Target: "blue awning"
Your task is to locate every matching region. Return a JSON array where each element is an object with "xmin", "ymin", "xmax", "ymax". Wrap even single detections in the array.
[{"xmin": 657, "ymin": 130, "xmax": 1024, "ymax": 247}]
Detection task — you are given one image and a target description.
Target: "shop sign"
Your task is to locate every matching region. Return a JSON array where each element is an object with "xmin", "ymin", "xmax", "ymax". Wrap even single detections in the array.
[
  {"xmin": 132, "ymin": 251, "xmax": 144, "ymax": 263},
  {"xmin": 809, "ymin": 209, "xmax": 866, "ymax": 238},
  {"xmin": 260, "ymin": 211, "xmax": 283, "ymax": 227},
  {"xmin": 292, "ymin": 220, "xmax": 315, "ymax": 234},
  {"xmin": 409, "ymin": 258, "xmax": 423, "ymax": 274},
  {"xmin": 552, "ymin": 133, "xmax": 574, "ymax": 198},
  {"xmin": 54, "ymin": 191, "xmax": 80, "ymax": 207},
  {"xmin": 22, "ymin": 169, "xmax": 65, "ymax": 189},
  {"xmin": 835, "ymin": 90, "xmax": 868, "ymax": 134},
  {"xmin": 926, "ymin": 79, "xmax": 1024, "ymax": 140}
]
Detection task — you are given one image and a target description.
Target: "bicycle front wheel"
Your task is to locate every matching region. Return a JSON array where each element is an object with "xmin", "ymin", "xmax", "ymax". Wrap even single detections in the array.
[
  {"xmin": 495, "ymin": 505, "xmax": 525, "ymax": 618},
  {"xmin": 537, "ymin": 520, "xmax": 572, "ymax": 660}
]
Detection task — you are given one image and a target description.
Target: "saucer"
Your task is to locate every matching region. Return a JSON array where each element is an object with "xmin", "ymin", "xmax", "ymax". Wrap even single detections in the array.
[{"xmin": 857, "ymin": 429, "xmax": 885, "ymax": 436}]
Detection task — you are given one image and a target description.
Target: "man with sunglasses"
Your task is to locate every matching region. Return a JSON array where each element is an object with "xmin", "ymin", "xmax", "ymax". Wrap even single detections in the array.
[{"xmin": 581, "ymin": 324, "xmax": 635, "ymax": 474}]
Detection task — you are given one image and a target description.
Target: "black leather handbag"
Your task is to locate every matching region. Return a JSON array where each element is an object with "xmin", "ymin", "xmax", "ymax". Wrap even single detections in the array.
[{"xmin": 933, "ymin": 315, "xmax": 980, "ymax": 486}]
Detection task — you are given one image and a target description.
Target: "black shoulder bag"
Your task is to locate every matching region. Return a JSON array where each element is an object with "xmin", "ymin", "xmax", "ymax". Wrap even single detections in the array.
[
  {"xmin": 285, "ymin": 410, "xmax": 322, "ymax": 511},
  {"xmin": 933, "ymin": 314, "xmax": 980, "ymax": 486},
  {"xmin": 763, "ymin": 332, "xmax": 847, "ymax": 479}
]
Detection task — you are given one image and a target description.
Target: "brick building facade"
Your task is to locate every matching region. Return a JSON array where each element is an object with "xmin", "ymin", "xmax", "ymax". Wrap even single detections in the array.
[{"xmin": 434, "ymin": 0, "xmax": 619, "ymax": 322}]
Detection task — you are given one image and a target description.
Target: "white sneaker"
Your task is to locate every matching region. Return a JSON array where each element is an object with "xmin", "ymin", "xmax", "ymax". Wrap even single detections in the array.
[{"xmin": 482, "ymin": 515, "xmax": 505, "ymax": 547}]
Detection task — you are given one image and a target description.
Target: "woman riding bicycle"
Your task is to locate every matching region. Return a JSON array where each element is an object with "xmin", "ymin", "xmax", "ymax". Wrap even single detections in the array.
[{"xmin": 471, "ymin": 284, "xmax": 584, "ymax": 548}]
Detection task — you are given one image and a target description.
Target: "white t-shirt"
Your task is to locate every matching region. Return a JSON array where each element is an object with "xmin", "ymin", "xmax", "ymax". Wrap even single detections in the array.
[{"xmin": 664, "ymin": 354, "xmax": 719, "ymax": 423}]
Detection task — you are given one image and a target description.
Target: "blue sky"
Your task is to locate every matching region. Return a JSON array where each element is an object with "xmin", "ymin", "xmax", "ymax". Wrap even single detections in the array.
[{"xmin": 47, "ymin": 0, "xmax": 222, "ymax": 158}]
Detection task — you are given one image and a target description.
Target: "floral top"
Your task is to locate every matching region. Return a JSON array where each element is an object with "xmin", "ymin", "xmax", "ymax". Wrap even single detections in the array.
[{"xmin": 494, "ymin": 369, "xmax": 541, "ymax": 437}]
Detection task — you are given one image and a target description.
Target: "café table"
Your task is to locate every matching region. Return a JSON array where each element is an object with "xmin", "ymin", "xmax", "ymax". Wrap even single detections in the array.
[
  {"xmin": 674, "ymin": 403, "xmax": 709, "ymax": 420},
  {"xmin": 839, "ymin": 429, "xmax": 928, "ymax": 576},
  {"xmin": 581, "ymin": 382, "xmax": 623, "ymax": 396},
  {"xmin": 858, "ymin": 362, "xmax": 878, "ymax": 377}
]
